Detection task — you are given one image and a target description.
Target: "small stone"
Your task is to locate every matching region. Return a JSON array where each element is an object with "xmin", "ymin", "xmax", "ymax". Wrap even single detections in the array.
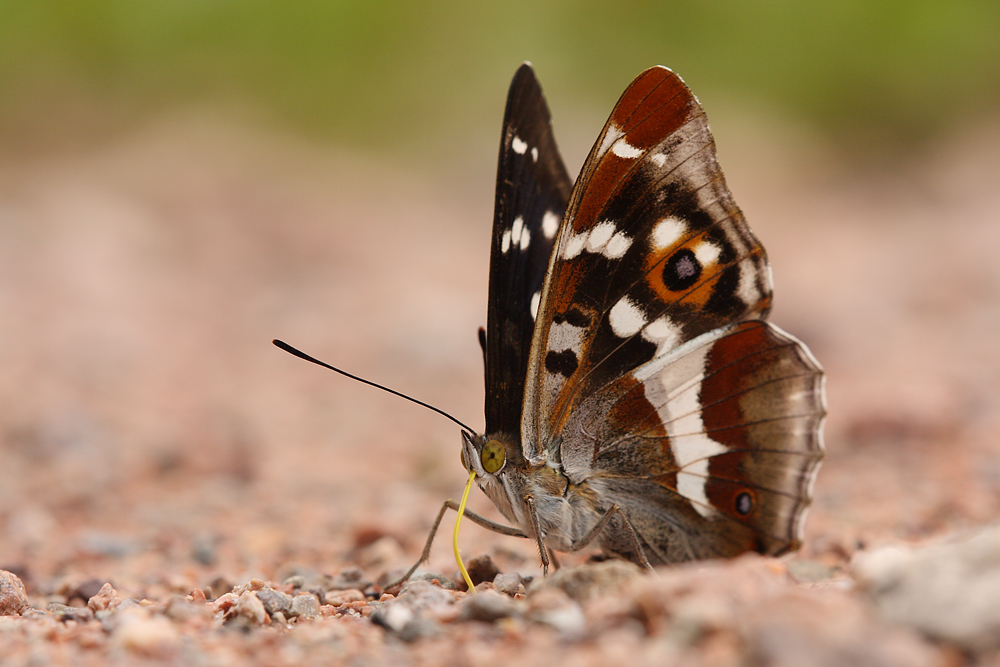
[
  {"xmin": 526, "ymin": 587, "xmax": 585, "ymax": 638},
  {"xmin": 289, "ymin": 593, "xmax": 320, "ymax": 619},
  {"xmin": 325, "ymin": 588, "xmax": 366, "ymax": 606},
  {"xmin": 328, "ymin": 566, "xmax": 370, "ymax": 591},
  {"xmin": 465, "ymin": 555, "xmax": 501, "ymax": 587},
  {"xmin": 164, "ymin": 595, "xmax": 210, "ymax": 622},
  {"xmin": 87, "ymin": 583, "xmax": 122, "ymax": 613},
  {"xmin": 114, "ymin": 607, "xmax": 180, "ymax": 656},
  {"xmin": 853, "ymin": 525, "xmax": 1000, "ymax": 653},
  {"xmin": 531, "ymin": 560, "xmax": 643, "ymax": 603},
  {"xmin": 787, "ymin": 559, "xmax": 837, "ymax": 584},
  {"xmin": 256, "ymin": 589, "xmax": 292, "ymax": 618},
  {"xmin": 282, "ymin": 575, "xmax": 306, "ymax": 590},
  {"xmin": 308, "ymin": 587, "xmax": 327, "ymax": 605},
  {"xmin": 414, "ymin": 572, "xmax": 456, "ymax": 590},
  {"xmin": 233, "ymin": 591, "xmax": 268, "ymax": 625},
  {"xmin": 0, "ymin": 570, "xmax": 29, "ymax": 616},
  {"xmin": 371, "ymin": 602, "xmax": 414, "ymax": 632},
  {"xmin": 396, "ymin": 616, "xmax": 441, "ymax": 642},
  {"xmin": 493, "ymin": 572, "xmax": 524, "ymax": 597},
  {"xmin": 46, "ymin": 602, "xmax": 94, "ymax": 622},
  {"xmin": 459, "ymin": 589, "xmax": 521, "ymax": 622}
]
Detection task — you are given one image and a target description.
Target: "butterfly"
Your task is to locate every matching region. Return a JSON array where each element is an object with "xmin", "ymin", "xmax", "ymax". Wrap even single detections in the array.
[{"xmin": 327, "ymin": 63, "xmax": 826, "ymax": 588}]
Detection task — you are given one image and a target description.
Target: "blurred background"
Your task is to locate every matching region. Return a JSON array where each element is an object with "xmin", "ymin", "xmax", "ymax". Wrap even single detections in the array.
[{"xmin": 1, "ymin": 1, "xmax": 999, "ymax": 588}]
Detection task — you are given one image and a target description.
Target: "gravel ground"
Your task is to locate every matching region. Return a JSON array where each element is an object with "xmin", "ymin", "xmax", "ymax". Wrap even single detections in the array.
[{"xmin": 2, "ymin": 112, "xmax": 1000, "ymax": 666}]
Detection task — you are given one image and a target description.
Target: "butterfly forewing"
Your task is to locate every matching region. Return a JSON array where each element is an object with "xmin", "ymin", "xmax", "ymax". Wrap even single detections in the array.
[
  {"xmin": 524, "ymin": 66, "xmax": 773, "ymax": 455},
  {"xmin": 485, "ymin": 63, "xmax": 573, "ymax": 438}
]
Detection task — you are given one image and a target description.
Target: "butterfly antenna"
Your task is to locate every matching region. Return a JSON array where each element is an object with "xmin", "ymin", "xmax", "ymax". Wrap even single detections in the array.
[{"xmin": 272, "ymin": 339, "xmax": 478, "ymax": 436}]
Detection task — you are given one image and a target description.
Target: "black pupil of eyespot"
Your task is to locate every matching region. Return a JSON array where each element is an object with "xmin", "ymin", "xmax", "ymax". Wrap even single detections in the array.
[
  {"xmin": 736, "ymin": 492, "xmax": 752, "ymax": 515},
  {"xmin": 663, "ymin": 248, "xmax": 702, "ymax": 291}
]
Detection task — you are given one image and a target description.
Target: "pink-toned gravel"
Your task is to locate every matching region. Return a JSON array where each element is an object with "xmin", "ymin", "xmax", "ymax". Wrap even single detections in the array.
[{"xmin": 2, "ymin": 113, "xmax": 1000, "ymax": 665}]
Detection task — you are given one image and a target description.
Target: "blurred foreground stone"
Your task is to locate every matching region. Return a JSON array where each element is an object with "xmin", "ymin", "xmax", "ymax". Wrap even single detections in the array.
[
  {"xmin": 853, "ymin": 523, "xmax": 1000, "ymax": 653},
  {"xmin": 0, "ymin": 570, "xmax": 29, "ymax": 615}
]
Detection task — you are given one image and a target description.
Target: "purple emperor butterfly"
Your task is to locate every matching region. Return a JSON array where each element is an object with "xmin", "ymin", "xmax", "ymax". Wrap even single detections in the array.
[
  {"xmin": 280, "ymin": 63, "xmax": 826, "ymax": 586},
  {"xmin": 442, "ymin": 63, "xmax": 826, "ymax": 576}
]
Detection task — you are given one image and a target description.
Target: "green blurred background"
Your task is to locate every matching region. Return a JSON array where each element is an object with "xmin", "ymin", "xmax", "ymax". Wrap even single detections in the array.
[{"xmin": 2, "ymin": 0, "xmax": 998, "ymax": 164}]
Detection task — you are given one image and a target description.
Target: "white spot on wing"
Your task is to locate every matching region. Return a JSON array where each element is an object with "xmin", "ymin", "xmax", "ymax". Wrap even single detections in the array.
[
  {"xmin": 542, "ymin": 211, "xmax": 560, "ymax": 239},
  {"xmin": 519, "ymin": 226, "xmax": 531, "ymax": 250},
  {"xmin": 501, "ymin": 229, "xmax": 511, "ymax": 253},
  {"xmin": 596, "ymin": 124, "xmax": 624, "ymax": 158},
  {"xmin": 586, "ymin": 222, "xmax": 615, "ymax": 252},
  {"xmin": 531, "ymin": 147, "xmax": 538, "ymax": 161},
  {"xmin": 604, "ymin": 231, "xmax": 632, "ymax": 259},
  {"xmin": 549, "ymin": 321, "xmax": 584, "ymax": 354},
  {"xmin": 652, "ymin": 217, "xmax": 687, "ymax": 250},
  {"xmin": 737, "ymin": 257, "xmax": 763, "ymax": 308},
  {"xmin": 512, "ymin": 136, "xmax": 528, "ymax": 154},
  {"xmin": 609, "ymin": 297, "xmax": 646, "ymax": 338},
  {"xmin": 562, "ymin": 232, "xmax": 586, "ymax": 259},
  {"xmin": 651, "ymin": 153, "xmax": 667, "ymax": 167},
  {"xmin": 530, "ymin": 291, "xmax": 540, "ymax": 320},
  {"xmin": 641, "ymin": 316, "xmax": 681, "ymax": 354},
  {"xmin": 630, "ymin": 327, "xmax": 738, "ymax": 518},
  {"xmin": 511, "ymin": 216, "xmax": 524, "ymax": 247},
  {"xmin": 693, "ymin": 241, "xmax": 721, "ymax": 266},
  {"xmin": 611, "ymin": 138, "xmax": 643, "ymax": 159}
]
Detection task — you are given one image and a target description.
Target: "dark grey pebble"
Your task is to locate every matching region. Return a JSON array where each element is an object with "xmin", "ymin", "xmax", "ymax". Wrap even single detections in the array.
[{"xmin": 255, "ymin": 589, "xmax": 292, "ymax": 618}]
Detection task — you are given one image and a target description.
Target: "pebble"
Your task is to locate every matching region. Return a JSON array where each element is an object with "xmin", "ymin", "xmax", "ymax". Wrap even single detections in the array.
[
  {"xmin": 531, "ymin": 560, "xmax": 642, "ymax": 603},
  {"xmin": 853, "ymin": 525, "xmax": 1000, "ymax": 653},
  {"xmin": 458, "ymin": 589, "xmax": 521, "ymax": 622},
  {"xmin": 113, "ymin": 607, "xmax": 181, "ymax": 656},
  {"xmin": 493, "ymin": 572, "xmax": 524, "ymax": 597},
  {"xmin": 325, "ymin": 588, "xmax": 366, "ymax": 606},
  {"xmin": 0, "ymin": 570, "xmax": 29, "ymax": 616},
  {"xmin": 256, "ymin": 589, "xmax": 292, "ymax": 618},
  {"xmin": 414, "ymin": 572, "xmax": 456, "ymax": 590},
  {"xmin": 371, "ymin": 578, "xmax": 456, "ymax": 639},
  {"xmin": 87, "ymin": 583, "xmax": 122, "ymax": 613},
  {"xmin": 327, "ymin": 566, "xmax": 371, "ymax": 592},
  {"xmin": 164, "ymin": 595, "xmax": 211, "ymax": 622},
  {"xmin": 234, "ymin": 591, "xmax": 268, "ymax": 625},
  {"xmin": 46, "ymin": 603, "xmax": 94, "ymax": 623},
  {"xmin": 525, "ymin": 587, "xmax": 585, "ymax": 638},
  {"xmin": 289, "ymin": 593, "xmax": 320, "ymax": 619},
  {"xmin": 465, "ymin": 554, "xmax": 501, "ymax": 587}
]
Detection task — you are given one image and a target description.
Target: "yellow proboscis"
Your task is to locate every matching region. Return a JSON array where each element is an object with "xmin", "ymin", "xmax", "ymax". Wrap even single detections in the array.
[{"xmin": 453, "ymin": 470, "xmax": 478, "ymax": 593}]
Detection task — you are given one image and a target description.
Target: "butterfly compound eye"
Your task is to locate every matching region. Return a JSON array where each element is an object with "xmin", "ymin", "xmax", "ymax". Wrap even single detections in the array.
[{"xmin": 480, "ymin": 440, "xmax": 506, "ymax": 474}]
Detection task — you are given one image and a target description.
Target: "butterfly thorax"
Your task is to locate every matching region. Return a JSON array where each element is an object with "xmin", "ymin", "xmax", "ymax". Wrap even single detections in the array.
[{"xmin": 461, "ymin": 430, "xmax": 607, "ymax": 552}]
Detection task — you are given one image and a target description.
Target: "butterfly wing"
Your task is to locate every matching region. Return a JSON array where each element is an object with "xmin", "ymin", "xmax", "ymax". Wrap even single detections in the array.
[
  {"xmin": 524, "ymin": 65, "xmax": 773, "ymax": 455},
  {"xmin": 484, "ymin": 63, "xmax": 573, "ymax": 436},
  {"xmin": 522, "ymin": 66, "xmax": 824, "ymax": 560},
  {"xmin": 560, "ymin": 320, "xmax": 825, "ymax": 561}
]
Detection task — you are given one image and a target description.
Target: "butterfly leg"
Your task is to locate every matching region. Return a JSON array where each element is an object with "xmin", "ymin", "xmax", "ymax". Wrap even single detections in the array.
[
  {"xmin": 384, "ymin": 499, "xmax": 527, "ymax": 592},
  {"xmin": 565, "ymin": 504, "xmax": 654, "ymax": 572},
  {"xmin": 524, "ymin": 495, "xmax": 552, "ymax": 575}
]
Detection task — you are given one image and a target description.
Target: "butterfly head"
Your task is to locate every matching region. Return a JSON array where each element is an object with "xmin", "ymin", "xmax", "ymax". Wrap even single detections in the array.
[{"xmin": 459, "ymin": 431, "xmax": 519, "ymax": 479}]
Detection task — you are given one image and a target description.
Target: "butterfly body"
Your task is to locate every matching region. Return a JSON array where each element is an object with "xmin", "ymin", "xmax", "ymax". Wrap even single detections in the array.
[{"xmin": 460, "ymin": 63, "xmax": 825, "ymax": 569}]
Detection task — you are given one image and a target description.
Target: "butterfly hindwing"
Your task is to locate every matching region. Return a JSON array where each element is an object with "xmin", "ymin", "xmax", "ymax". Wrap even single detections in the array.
[
  {"xmin": 558, "ymin": 320, "xmax": 825, "ymax": 562},
  {"xmin": 484, "ymin": 63, "xmax": 573, "ymax": 438}
]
